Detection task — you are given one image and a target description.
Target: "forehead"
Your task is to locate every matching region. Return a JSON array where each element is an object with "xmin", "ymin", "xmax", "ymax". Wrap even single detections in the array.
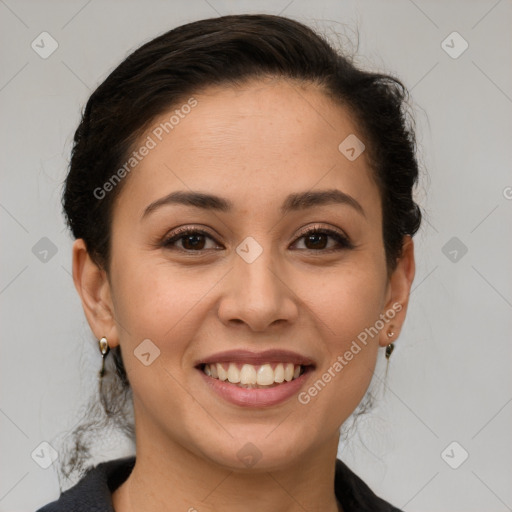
[
  {"xmin": 166, "ymin": 78, "xmax": 359, "ymax": 160},
  {"xmin": 114, "ymin": 78, "xmax": 380, "ymax": 220}
]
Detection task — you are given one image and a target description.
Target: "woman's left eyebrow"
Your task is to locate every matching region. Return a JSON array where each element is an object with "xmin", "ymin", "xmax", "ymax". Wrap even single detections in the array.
[{"xmin": 141, "ymin": 188, "xmax": 365, "ymax": 219}]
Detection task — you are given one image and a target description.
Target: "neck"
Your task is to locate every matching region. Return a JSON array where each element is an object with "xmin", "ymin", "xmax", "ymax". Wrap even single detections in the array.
[{"xmin": 112, "ymin": 421, "xmax": 342, "ymax": 512}]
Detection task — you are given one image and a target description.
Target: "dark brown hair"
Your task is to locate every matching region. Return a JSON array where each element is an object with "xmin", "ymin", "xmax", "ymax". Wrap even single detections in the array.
[{"xmin": 59, "ymin": 13, "xmax": 422, "ymax": 487}]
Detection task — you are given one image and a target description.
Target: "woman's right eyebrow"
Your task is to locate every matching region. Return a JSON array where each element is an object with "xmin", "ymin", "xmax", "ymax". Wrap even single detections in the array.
[
  {"xmin": 141, "ymin": 188, "xmax": 365, "ymax": 220},
  {"xmin": 142, "ymin": 190, "xmax": 232, "ymax": 219}
]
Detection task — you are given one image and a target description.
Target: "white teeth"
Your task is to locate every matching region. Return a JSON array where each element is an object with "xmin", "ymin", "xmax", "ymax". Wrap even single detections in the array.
[
  {"xmin": 203, "ymin": 362, "xmax": 305, "ymax": 386},
  {"xmin": 217, "ymin": 363, "xmax": 227, "ymax": 381},
  {"xmin": 284, "ymin": 363, "xmax": 294, "ymax": 382},
  {"xmin": 227, "ymin": 363, "xmax": 241, "ymax": 383},
  {"xmin": 240, "ymin": 364, "xmax": 257, "ymax": 385},
  {"xmin": 274, "ymin": 363, "xmax": 284, "ymax": 383},
  {"xmin": 256, "ymin": 364, "xmax": 274, "ymax": 386}
]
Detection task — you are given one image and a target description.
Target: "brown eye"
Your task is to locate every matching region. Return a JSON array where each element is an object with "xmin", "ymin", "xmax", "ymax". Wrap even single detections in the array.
[
  {"xmin": 292, "ymin": 228, "xmax": 353, "ymax": 252},
  {"xmin": 180, "ymin": 233, "xmax": 206, "ymax": 250},
  {"xmin": 303, "ymin": 232, "xmax": 329, "ymax": 250},
  {"xmin": 163, "ymin": 228, "xmax": 221, "ymax": 252}
]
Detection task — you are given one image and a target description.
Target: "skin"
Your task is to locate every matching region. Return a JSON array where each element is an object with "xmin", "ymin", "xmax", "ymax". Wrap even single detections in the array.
[{"xmin": 73, "ymin": 77, "xmax": 415, "ymax": 512}]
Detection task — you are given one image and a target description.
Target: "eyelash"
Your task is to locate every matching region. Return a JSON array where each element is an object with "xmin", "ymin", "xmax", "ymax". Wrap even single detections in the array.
[{"xmin": 161, "ymin": 225, "xmax": 354, "ymax": 254}]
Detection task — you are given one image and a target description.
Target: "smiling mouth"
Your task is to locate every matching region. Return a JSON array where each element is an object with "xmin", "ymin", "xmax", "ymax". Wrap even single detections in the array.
[{"xmin": 199, "ymin": 362, "xmax": 311, "ymax": 388}]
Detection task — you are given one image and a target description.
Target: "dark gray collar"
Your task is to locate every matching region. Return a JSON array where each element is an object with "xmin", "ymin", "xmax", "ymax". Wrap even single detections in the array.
[{"xmin": 36, "ymin": 456, "xmax": 402, "ymax": 511}]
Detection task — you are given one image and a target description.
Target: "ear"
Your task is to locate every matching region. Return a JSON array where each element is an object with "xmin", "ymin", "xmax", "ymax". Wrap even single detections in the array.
[
  {"xmin": 72, "ymin": 239, "xmax": 120, "ymax": 349},
  {"xmin": 379, "ymin": 235, "xmax": 416, "ymax": 347}
]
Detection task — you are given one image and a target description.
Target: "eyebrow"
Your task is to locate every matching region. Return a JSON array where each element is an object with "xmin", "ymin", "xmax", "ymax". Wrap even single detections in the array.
[{"xmin": 142, "ymin": 188, "xmax": 365, "ymax": 219}]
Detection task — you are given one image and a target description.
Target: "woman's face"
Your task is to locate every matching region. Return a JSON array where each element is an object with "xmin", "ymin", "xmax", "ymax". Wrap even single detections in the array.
[{"xmin": 76, "ymin": 77, "xmax": 414, "ymax": 471}]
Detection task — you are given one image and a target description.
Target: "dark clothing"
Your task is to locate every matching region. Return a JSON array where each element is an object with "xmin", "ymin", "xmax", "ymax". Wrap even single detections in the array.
[{"xmin": 36, "ymin": 456, "xmax": 403, "ymax": 511}]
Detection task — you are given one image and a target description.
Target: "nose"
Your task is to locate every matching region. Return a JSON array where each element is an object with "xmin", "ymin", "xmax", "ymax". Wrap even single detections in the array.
[{"xmin": 217, "ymin": 243, "xmax": 299, "ymax": 332}]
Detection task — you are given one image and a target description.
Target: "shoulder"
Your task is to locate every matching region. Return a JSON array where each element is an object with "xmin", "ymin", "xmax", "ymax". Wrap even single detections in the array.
[
  {"xmin": 34, "ymin": 456, "xmax": 136, "ymax": 512},
  {"xmin": 334, "ymin": 458, "xmax": 403, "ymax": 512}
]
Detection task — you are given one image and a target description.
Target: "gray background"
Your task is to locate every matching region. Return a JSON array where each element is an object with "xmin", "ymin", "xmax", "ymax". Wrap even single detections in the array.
[{"xmin": 1, "ymin": 0, "xmax": 511, "ymax": 511}]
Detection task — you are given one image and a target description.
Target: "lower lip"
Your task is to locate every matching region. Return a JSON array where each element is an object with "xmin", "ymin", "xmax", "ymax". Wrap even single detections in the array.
[{"xmin": 198, "ymin": 368, "xmax": 312, "ymax": 407}]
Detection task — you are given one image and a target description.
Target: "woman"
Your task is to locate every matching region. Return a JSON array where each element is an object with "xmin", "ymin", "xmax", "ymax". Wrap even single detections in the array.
[{"xmin": 37, "ymin": 13, "xmax": 420, "ymax": 512}]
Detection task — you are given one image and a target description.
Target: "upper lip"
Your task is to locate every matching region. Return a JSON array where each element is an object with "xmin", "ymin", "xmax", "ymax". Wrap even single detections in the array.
[{"xmin": 195, "ymin": 349, "xmax": 316, "ymax": 367}]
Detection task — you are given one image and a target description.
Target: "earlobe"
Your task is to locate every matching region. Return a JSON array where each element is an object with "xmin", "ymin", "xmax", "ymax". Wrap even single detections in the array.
[
  {"xmin": 379, "ymin": 235, "xmax": 416, "ymax": 347},
  {"xmin": 72, "ymin": 239, "xmax": 119, "ymax": 348}
]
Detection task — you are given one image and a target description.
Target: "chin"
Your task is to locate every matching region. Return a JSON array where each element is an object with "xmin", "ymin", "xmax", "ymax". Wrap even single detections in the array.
[{"xmin": 195, "ymin": 426, "xmax": 312, "ymax": 473}]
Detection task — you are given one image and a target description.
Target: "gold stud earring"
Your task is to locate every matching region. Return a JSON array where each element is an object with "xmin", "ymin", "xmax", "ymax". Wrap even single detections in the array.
[
  {"xmin": 385, "ymin": 330, "xmax": 395, "ymax": 360},
  {"xmin": 98, "ymin": 336, "xmax": 110, "ymax": 378},
  {"xmin": 384, "ymin": 330, "xmax": 396, "ymax": 380}
]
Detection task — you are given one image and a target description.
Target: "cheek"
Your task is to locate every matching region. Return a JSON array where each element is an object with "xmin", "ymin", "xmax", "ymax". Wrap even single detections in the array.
[
  {"xmin": 294, "ymin": 261, "xmax": 386, "ymax": 346},
  {"xmin": 111, "ymin": 254, "xmax": 223, "ymax": 356},
  {"xmin": 293, "ymin": 264, "xmax": 384, "ymax": 425},
  {"xmin": 110, "ymin": 259, "xmax": 208, "ymax": 407}
]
